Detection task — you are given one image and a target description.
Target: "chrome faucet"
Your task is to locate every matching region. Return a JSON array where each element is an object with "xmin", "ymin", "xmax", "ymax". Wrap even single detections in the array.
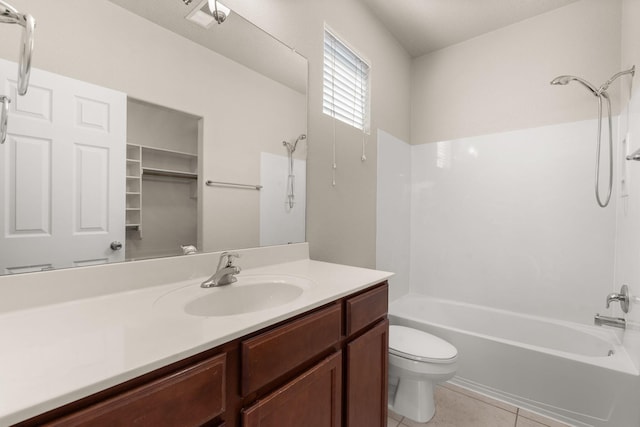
[
  {"xmin": 201, "ymin": 252, "xmax": 241, "ymax": 288},
  {"xmin": 606, "ymin": 285, "xmax": 630, "ymax": 313},
  {"xmin": 594, "ymin": 314, "xmax": 626, "ymax": 329}
]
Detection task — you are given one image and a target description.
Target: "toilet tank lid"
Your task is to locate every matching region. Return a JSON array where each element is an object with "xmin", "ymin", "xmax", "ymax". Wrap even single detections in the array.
[{"xmin": 389, "ymin": 325, "xmax": 457, "ymax": 361}]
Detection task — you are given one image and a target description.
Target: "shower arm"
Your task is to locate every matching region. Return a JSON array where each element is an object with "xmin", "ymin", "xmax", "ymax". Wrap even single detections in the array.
[
  {"xmin": 599, "ymin": 65, "xmax": 635, "ymax": 94},
  {"xmin": 0, "ymin": 0, "xmax": 21, "ymax": 24}
]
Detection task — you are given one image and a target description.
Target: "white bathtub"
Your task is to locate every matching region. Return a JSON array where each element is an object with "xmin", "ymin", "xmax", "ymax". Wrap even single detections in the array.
[{"xmin": 389, "ymin": 295, "xmax": 640, "ymax": 427}]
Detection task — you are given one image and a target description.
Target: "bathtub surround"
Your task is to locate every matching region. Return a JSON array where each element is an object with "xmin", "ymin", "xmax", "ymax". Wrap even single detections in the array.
[
  {"xmin": 378, "ymin": 118, "xmax": 618, "ymax": 324},
  {"xmin": 376, "ymin": 118, "xmax": 638, "ymax": 425}
]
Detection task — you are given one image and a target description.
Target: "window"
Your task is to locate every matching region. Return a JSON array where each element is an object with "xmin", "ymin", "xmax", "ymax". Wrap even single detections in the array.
[{"xmin": 323, "ymin": 28, "xmax": 370, "ymax": 132}]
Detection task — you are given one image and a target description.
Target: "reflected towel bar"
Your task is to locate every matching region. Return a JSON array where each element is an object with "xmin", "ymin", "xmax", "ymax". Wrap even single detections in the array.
[{"xmin": 206, "ymin": 180, "xmax": 262, "ymax": 190}]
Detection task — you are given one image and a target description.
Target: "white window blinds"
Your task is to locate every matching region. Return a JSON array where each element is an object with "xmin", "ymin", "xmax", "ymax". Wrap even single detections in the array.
[{"xmin": 323, "ymin": 29, "xmax": 370, "ymax": 132}]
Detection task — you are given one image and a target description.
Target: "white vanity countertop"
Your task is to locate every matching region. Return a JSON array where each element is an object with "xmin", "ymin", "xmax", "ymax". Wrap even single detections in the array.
[{"xmin": 0, "ymin": 258, "xmax": 392, "ymax": 425}]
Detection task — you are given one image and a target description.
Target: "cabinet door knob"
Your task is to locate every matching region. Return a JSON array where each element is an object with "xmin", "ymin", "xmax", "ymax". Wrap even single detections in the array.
[{"xmin": 110, "ymin": 241, "xmax": 123, "ymax": 251}]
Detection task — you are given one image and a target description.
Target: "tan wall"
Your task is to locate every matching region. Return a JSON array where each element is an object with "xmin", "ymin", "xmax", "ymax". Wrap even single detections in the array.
[
  {"xmin": 224, "ymin": 0, "xmax": 412, "ymax": 268},
  {"xmin": 411, "ymin": 0, "xmax": 622, "ymax": 144}
]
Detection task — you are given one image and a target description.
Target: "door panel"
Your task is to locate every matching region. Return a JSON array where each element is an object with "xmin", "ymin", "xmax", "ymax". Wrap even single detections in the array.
[
  {"xmin": 0, "ymin": 58, "xmax": 126, "ymax": 273},
  {"xmin": 243, "ymin": 352, "xmax": 342, "ymax": 427},
  {"xmin": 346, "ymin": 319, "xmax": 389, "ymax": 427}
]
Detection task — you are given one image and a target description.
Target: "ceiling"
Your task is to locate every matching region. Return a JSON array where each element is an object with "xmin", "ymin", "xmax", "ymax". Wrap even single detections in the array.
[{"xmin": 359, "ymin": 0, "xmax": 580, "ymax": 57}]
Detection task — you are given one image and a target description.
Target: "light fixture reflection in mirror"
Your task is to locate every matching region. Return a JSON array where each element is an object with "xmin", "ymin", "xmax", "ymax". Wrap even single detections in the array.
[
  {"xmin": 0, "ymin": 0, "xmax": 308, "ymax": 276},
  {"xmin": 207, "ymin": 0, "xmax": 230, "ymax": 24}
]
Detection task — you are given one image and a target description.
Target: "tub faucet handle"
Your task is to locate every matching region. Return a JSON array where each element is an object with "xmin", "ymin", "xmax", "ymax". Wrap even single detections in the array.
[{"xmin": 605, "ymin": 285, "xmax": 629, "ymax": 313}]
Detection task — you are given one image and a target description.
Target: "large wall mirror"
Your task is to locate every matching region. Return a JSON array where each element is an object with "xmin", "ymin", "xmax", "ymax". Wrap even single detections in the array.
[{"xmin": 0, "ymin": 0, "xmax": 308, "ymax": 274}]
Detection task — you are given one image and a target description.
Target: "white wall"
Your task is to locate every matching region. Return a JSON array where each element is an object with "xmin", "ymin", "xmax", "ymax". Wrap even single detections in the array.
[
  {"xmin": 411, "ymin": 0, "xmax": 622, "ymax": 144},
  {"xmin": 0, "ymin": 0, "xmax": 306, "ymax": 254},
  {"xmin": 376, "ymin": 130, "xmax": 411, "ymax": 301},
  {"xmin": 410, "ymin": 120, "xmax": 617, "ymax": 323},
  {"xmin": 224, "ymin": 0, "xmax": 412, "ymax": 268}
]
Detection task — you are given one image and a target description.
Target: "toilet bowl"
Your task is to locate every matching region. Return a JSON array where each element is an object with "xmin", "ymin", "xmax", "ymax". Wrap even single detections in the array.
[{"xmin": 388, "ymin": 325, "xmax": 458, "ymax": 423}]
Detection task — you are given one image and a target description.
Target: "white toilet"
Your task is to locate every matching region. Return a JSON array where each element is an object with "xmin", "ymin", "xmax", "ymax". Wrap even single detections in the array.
[{"xmin": 388, "ymin": 325, "xmax": 459, "ymax": 423}]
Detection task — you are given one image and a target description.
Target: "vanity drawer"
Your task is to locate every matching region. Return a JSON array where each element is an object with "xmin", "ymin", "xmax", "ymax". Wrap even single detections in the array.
[
  {"xmin": 241, "ymin": 303, "xmax": 342, "ymax": 396},
  {"xmin": 47, "ymin": 353, "xmax": 226, "ymax": 427},
  {"xmin": 345, "ymin": 282, "xmax": 388, "ymax": 336}
]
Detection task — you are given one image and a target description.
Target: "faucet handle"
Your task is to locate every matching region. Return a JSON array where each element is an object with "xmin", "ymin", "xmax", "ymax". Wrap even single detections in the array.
[
  {"xmin": 606, "ymin": 285, "xmax": 630, "ymax": 313},
  {"xmin": 222, "ymin": 252, "xmax": 240, "ymax": 263},
  {"xmin": 217, "ymin": 251, "xmax": 240, "ymax": 270}
]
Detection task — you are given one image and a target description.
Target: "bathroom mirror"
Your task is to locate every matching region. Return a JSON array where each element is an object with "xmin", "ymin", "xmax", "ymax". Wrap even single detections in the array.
[{"xmin": 0, "ymin": 0, "xmax": 307, "ymax": 275}]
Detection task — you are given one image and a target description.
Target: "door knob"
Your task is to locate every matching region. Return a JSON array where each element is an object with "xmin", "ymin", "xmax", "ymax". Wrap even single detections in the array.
[{"xmin": 110, "ymin": 241, "xmax": 123, "ymax": 251}]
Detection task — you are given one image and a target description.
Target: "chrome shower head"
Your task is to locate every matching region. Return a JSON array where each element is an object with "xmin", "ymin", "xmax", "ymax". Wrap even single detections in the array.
[
  {"xmin": 283, "ymin": 134, "xmax": 307, "ymax": 154},
  {"xmin": 550, "ymin": 75, "xmax": 599, "ymax": 96},
  {"xmin": 550, "ymin": 75, "xmax": 572, "ymax": 85}
]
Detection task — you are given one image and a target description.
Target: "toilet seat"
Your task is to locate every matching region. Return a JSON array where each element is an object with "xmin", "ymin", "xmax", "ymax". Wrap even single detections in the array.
[{"xmin": 389, "ymin": 325, "xmax": 457, "ymax": 364}]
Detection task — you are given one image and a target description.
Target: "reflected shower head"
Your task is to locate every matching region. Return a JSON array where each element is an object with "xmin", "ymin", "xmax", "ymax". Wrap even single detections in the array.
[
  {"xmin": 550, "ymin": 75, "xmax": 599, "ymax": 96},
  {"xmin": 550, "ymin": 75, "xmax": 572, "ymax": 85},
  {"xmin": 283, "ymin": 134, "xmax": 307, "ymax": 154}
]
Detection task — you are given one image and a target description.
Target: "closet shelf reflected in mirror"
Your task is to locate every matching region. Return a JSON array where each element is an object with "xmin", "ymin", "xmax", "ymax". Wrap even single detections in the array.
[{"xmin": 125, "ymin": 143, "xmax": 198, "ymax": 233}]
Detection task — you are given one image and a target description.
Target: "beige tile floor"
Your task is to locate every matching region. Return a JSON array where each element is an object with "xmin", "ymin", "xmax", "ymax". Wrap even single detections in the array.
[{"xmin": 387, "ymin": 383, "xmax": 573, "ymax": 427}]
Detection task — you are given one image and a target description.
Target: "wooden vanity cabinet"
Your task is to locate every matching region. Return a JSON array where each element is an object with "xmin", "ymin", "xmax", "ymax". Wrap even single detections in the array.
[
  {"xmin": 14, "ymin": 281, "xmax": 388, "ymax": 427},
  {"xmin": 241, "ymin": 281, "xmax": 388, "ymax": 427}
]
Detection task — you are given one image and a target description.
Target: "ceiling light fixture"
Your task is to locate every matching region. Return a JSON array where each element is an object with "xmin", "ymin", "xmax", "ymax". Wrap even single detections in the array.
[
  {"xmin": 185, "ymin": 0, "xmax": 232, "ymax": 29},
  {"xmin": 207, "ymin": 0, "xmax": 230, "ymax": 24}
]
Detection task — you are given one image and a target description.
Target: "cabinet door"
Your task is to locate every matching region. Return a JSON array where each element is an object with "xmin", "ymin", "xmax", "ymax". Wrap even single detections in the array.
[
  {"xmin": 346, "ymin": 319, "xmax": 389, "ymax": 427},
  {"xmin": 243, "ymin": 352, "xmax": 342, "ymax": 427}
]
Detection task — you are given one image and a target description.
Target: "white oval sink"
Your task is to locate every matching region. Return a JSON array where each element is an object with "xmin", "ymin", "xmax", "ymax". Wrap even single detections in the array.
[{"xmin": 154, "ymin": 275, "xmax": 313, "ymax": 317}]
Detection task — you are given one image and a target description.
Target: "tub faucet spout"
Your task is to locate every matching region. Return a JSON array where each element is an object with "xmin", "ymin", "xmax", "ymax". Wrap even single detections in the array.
[{"xmin": 594, "ymin": 314, "xmax": 626, "ymax": 329}]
